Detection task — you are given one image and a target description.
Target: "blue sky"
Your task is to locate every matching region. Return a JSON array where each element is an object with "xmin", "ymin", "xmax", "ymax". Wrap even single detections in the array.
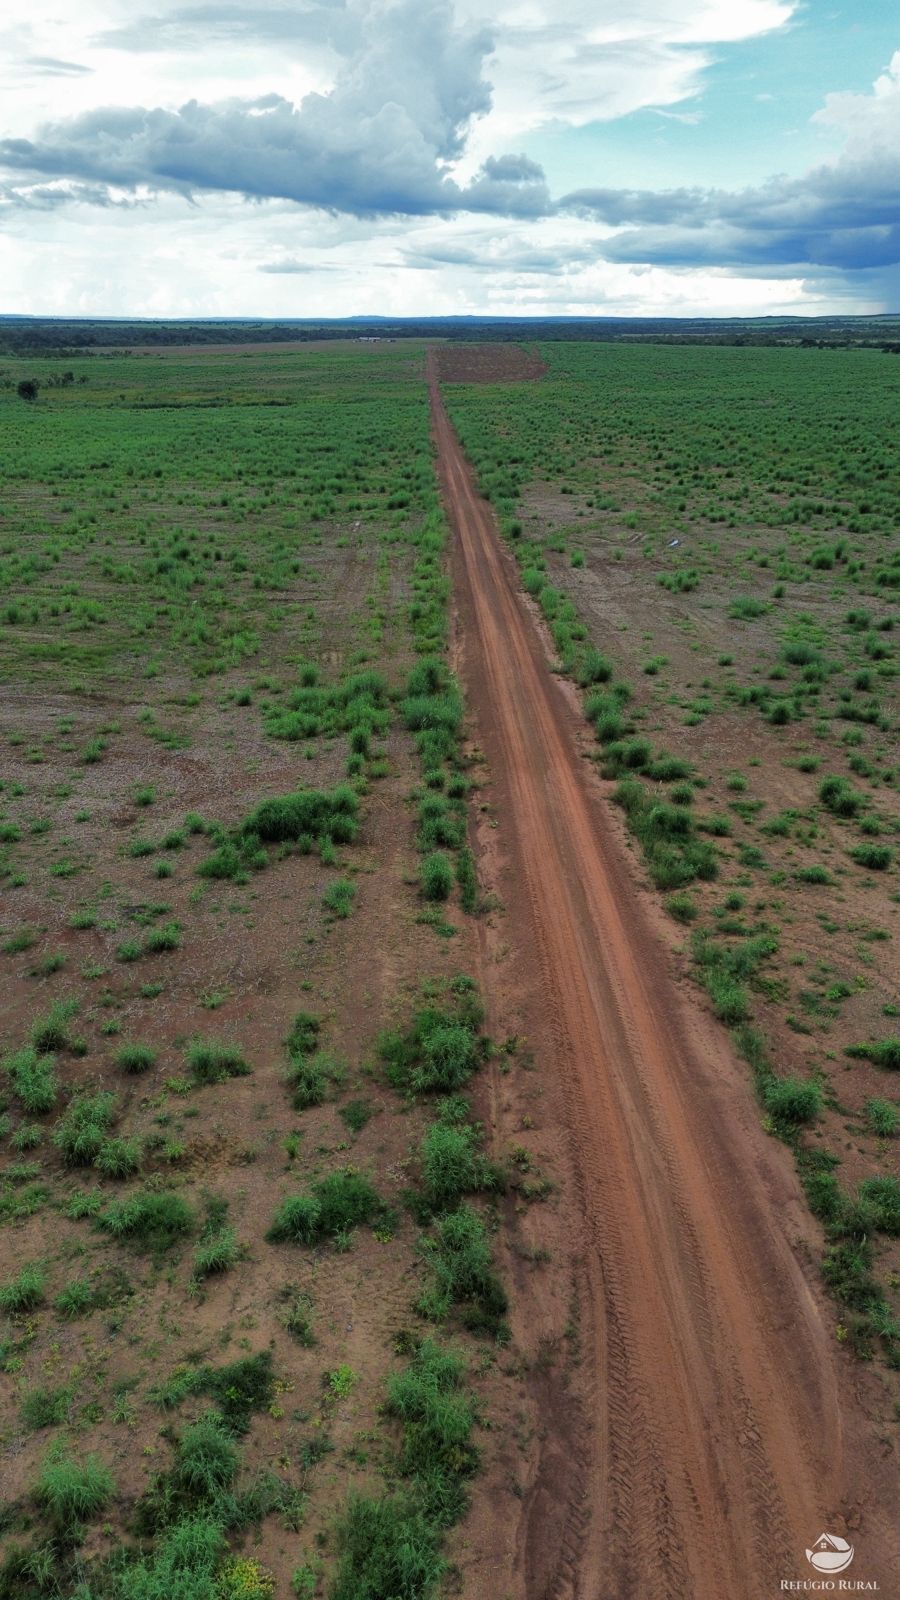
[{"xmin": 0, "ymin": 0, "xmax": 898, "ymax": 316}]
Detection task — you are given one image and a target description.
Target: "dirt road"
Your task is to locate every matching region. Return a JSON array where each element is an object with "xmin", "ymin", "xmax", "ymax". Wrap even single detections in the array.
[{"xmin": 429, "ymin": 362, "xmax": 899, "ymax": 1600}]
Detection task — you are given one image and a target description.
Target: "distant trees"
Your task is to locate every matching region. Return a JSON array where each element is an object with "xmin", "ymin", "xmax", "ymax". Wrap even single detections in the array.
[{"xmin": 17, "ymin": 378, "xmax": 39, "ymax": 402}]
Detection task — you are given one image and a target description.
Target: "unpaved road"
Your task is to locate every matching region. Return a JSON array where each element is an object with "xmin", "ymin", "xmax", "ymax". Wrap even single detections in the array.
[{"xmin": 429, "ymin": 362, "xmax": 899, "ymax": 1600}]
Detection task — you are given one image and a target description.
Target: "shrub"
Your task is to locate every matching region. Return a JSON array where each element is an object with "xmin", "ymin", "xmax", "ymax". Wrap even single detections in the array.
[
  {"xmin": 117, "ymin": 1041, "xmax": 157, "ymax": 1074},
  {"xmin": 30, "ymin": 998, "xmax": 78, "ymax": 1053},
  {"xmin": 53, "ymin": 1091, "xmax": 117, "ymax": 1166},
  {"xmin": 199, "ymin": 1351, "xmax": 275, "ymax": 1431},
  {"xmin": 331, "ymin": 1494, "xmax": 444, "ymax": 1600},
  {"xmin": 419, "ymin": 1205, "xmax": 507, "ymax": 1334},
  {"xmin": 193, "ymin": 1226, "xmax": 240, "ymax": 1278},
  {"xmin": 846, "ymin": 1038, "xmax": 900, "ymax": 1071},
  {"xmin": 268, "ymin": 1169, "xmax": 384, "ymax": 1246},
  {"xmin": 4, "ymin": 1045, "xmax": 57, "ymax": 1113},
  {"xmin": 386, "ymin": 1341, "xmax": 477, "ymax": 1523},
  {"xmin": 35, "ymin": 1451, "xmax": 114, "ymax": 1530},
  {"xmin": 421, "ymin": 852, "xmax": 454, "ymax": 902},
  {"xmin": 174, "ymin": 1415, "xmax": 239, "ymax": 1502},
  {"xmin": 864, "ymin": 1099, "xmax": 898, "ymax": 1137},
  {"xmin": 818, "ymin": 776, "xmax": 863, "ymax": 817},
  {"xmin": 101, "ymin": 1191, "xmax": 193, "ymax": 1250},
  {"xmin": 94, "ymin": 1136, "xmax": 142, "ymax": 1179},
  {"xmin": 323, "ymin": 878, "xmax": 356, "ymax": 919},
  {"xmin": 144, "ymin": 920, "xmax": 182, "ymax": 953},
  {"xmin": 420, "ymin": 1124, "xmax": 496, "ymax": 1213},
  {"xmin": 764, "ymin": 1077, "xmax": 822, "ymax": 1126},
  {"xmin": 286, "ymin": 1049, "xmax": 344, "ymax": 1110},
  {"xmin": 849, "ymin": 844, "xmax": 893, "ymax": 871},
  {"xmin": 418, "ymin": 796, "xmax": 463, "ymax": 852},
  {"xmin": 578, "ymin": 648, "xmax": 613, "ymax": 686},
  {"xmin": 185, "ymin": 1038, "xmax": 250, "ymax": 1084},
  {"xmin": 0, "ymin": 1263, "xmax": 45, "ymax": 1312},
  {"xmin": 857, "ymin": 1177, "xmax": 900, "ymax": 1235},
  {"xmin": 21, "ymin": 1384, "xmax": 72, "ymax": 1430}
]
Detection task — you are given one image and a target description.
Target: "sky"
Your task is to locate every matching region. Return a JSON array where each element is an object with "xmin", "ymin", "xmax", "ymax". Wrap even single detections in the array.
[{"xmin": 0, "ymin": 0, "xmax": 898, "ymax": 318}]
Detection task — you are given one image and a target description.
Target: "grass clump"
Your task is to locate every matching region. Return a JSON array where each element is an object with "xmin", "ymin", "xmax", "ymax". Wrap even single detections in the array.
[
  {"xmin": 421, "ymin": 852, "xmax": 454, "ymax": 902},
  {"xmin": 193, "ymin": 1226, "xmax": 240, "ymax": 1279},
  {"xmin": 764, "ymin": 1076, "xmax": 822, "ymax": 1127},
  {"xmin": 30, "ymin": 998, "xmax": 78, "ymax": 1053},
  {"xmin": 53, "ymin": 1091, "xmax": 117, "ymax": 1166},
  {"xmin": 4, "ymin": 1045, "xmax": 57, "ymax": 1113},
  {"xmin": 331, "ymin": 1493, "xmax": 444, "ymax": 1600},
  {"xmin": 0, "ymin": 1263, "xmax": 45, "ymax": 1312},
  {"xmin": 818, "ymin": 776, "xmax": 864, "ymax": 817},
  {"xmin": 268, "ymin": 1169, "xmax": 386, "ymax": 1247},
  {"xmin": 35, "ymin": 1451, "xmax": 114, "ymax": 1532},
  {"xmin": 386, "ymin": 1340, "xmax": 478, "ymax": 1524},
  {"xmin": 21, "ymin": 1384, "xmax": 72, "ymax": 1431},
  {"xmin": 846, "ymin": 1038, "xmax": 900, "ymax": 1071},
  {"xmin": 241, "ymin": 784, "xmax": 359, "ymax": 846},
  {"xmin": 117, "ymin": 1041, "xmax": 157, "ymax": 1074},
  {"xmin": 101, "ymin": 1190, "xmax": 193, "ymax": 1251},
  {"xmin": 864, "ymin": 1098, "xmax": 898, "ymax": 1137},
  {"xmin": 418, "ymin": 1205, "xmax": 508, "ymax": 1336},
  {"xmin": 849, "ymin": 843, "xmax": 893, "ymax": 872},
  {"xmin": 857, "ymin": 1177, "xmax": 900, "ymax": 1235},
  {"xmin": 185, "ymin": 1038, "xmax": 250, "ymax": 1084},
  {"xmin": 323, "ymin": 878, "xmax": 356, "ymax": 919},
  {"xmin": 380, "ymin": 1005, "xmax": 482, "ymax": 1098},
  {"xmin": 419, "ymin": 1123, "xmax": 499, "ymax": 1215}
]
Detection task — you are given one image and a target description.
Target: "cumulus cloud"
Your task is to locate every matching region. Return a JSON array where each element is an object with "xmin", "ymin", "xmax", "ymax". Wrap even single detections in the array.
[
  {"xmin": 0, "ymin": 0, "xmax": 547, "ymax": 216},
  {"xmin": 565, "ymin": 52, "xmax": 900, "ymax": 272}
]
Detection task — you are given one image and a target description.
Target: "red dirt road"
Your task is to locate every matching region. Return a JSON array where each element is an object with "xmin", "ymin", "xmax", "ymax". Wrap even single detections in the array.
[{"xmin": 429, "ymin": 363, "xmax": 899, "ymax": 1600}]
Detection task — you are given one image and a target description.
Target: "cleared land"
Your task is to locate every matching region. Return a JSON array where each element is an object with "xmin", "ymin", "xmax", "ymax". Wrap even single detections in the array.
[
  {"xmin": 0, "ymin": 336, "xmax": 897, "ymax": 1600},
  {"xmin": 432, "ymin": 354, "xmax": 899, "ymax": 1597}
]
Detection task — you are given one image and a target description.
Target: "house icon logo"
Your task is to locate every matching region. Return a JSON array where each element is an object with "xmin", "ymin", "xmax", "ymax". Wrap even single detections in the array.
[{"xmin": 806, "ymin": 1533, "xmax": 855, "ymax": 1574}]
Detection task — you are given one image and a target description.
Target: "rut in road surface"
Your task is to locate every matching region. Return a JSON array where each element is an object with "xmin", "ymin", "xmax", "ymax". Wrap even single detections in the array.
[{"xmin": 429, "ymin": 363, "xmax": 899, "ymax": 1600}]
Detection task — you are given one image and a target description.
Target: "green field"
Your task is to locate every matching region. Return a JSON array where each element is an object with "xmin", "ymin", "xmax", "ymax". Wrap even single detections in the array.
[
  {"xmin": 445, "ymin": 341, "xmax": 899, "ymax": 1359},
  {"xmin": 0, "ymin": 344, "xmax": 517, "ymax": 1599}
]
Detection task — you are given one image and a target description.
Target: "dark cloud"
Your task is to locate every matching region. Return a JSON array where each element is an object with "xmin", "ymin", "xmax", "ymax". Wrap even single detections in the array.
[{"xmin": 563, "ymin": 147, "xmax": 900, "ymax": 270}]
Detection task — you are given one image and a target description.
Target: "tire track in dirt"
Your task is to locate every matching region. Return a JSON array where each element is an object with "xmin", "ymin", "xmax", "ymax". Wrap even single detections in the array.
[{"xmin": 429, "ymin": 359, "xmax": 899, "ymax": 1600}]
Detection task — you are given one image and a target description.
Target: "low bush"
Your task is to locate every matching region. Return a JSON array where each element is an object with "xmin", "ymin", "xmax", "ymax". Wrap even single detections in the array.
[
  {"xmin": 117, "ymin": 1041, "xmax": 157, "ymax": 1074},
  {"xmin": 846, "ymin": 1038, "xmax": 900, "ymax": 1071},
  {"xmin": 35, "ymin": 1451, "xmax": 114, "ymax": 1531},
  {"xmin": 421, "ymin": 852, "xmax": 454, "ymax": 902},
  {"xmin": 420, "ymin": 1124, "xmax": 498, "ymax": 1214},
  {"xmin": 331, "ymin": 1493, "xmax": 444, "ymax": 1600},
  {"xmin": 101, "ymin": 1190, "xmax": 193, "ymax": 1250},
  {"xmin": 857, "ymin": 1176, "xmax": 900, "ymax": 1235},
  {"xmin": 418, "ymin": 1205, "xmax": 508, "ymax": 1335},
  {"xmin": 4, "ymin": 1045, "xmax": 57, "ymax": 1113},
  {"xmin": 53, "ymin": 1091, "xmax": 117, "ymax": 1166},
  {"xmin": 268, "ymin": 1169, "xmax": 385, "ymax": 1246},
  {"xmin": 764, "ymin": 1076, "xmax": 822, "ymax": 1127},
  {"xmin": 0, "ymin": 1263, "xmax": 44, "ymax": 1312},
  {"xmin": 185, "ymin": 1039, "xmax": 250, "ymax": 1084}
]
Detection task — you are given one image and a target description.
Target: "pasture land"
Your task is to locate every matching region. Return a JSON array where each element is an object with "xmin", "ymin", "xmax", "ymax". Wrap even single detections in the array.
[
  {"xmin": 0, "ymin": 344, "xmax": 529, "ymax": 1599},
  {"xmin": 444, "ymin": 341, "xmax": 899, "ymax": 1361}
]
